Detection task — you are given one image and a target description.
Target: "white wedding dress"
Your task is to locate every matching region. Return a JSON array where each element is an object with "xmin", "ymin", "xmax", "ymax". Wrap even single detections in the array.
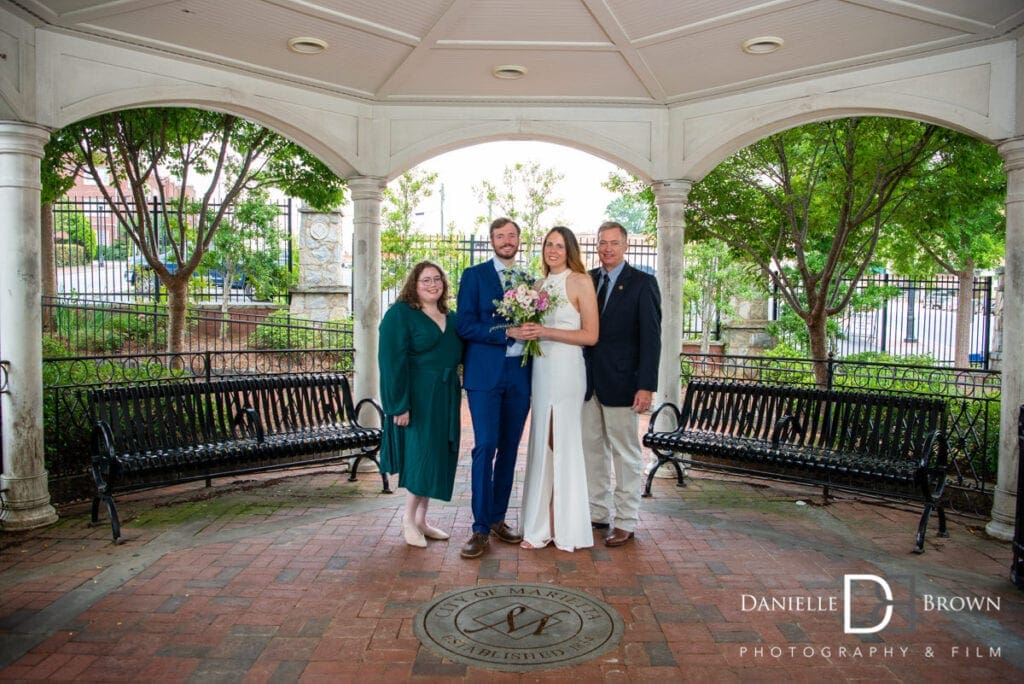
[{"xmin": 520, "ymin": 269, "xmax": 594, "ymax": 551}]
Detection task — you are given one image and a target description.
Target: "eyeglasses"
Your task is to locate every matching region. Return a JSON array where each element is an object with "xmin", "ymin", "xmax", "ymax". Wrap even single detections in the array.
[{"xmin": 418, "ymin": 276, "xmax": 443, "ymax": 285}]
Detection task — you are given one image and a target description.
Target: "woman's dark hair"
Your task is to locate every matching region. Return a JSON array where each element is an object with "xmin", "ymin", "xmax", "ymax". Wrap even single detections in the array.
[
  {"xmin": 541, "ymin": 226, "xmax": 586, "ymax": 276},
  {"xmin": 397, "ymin": 261, "xmax": 452, "ymax": 313}
]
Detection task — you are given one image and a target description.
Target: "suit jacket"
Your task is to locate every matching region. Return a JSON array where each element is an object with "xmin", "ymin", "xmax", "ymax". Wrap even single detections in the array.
[
  {"xmin": 585, "ymin": 263, "xmax": 662, "ymax": 406},
  {"xmin": 456, "ymin": 259, "xmax": 527, "ymax": 391}
]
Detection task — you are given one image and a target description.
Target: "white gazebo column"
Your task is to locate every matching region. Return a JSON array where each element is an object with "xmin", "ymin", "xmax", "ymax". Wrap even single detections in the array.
[
  {"xmin": 0, "ymin": 122, "xmax": 58, "ymax": 530},
  {"xmin": 987, "ymin": 138, "xmax": 1024, "ymax": 540},
  {"xmin": 651, "ymin": 180, "xmax": 693, "ymax": 415},
  {"xmin": 347, "ymin": 176, "xmax": 385, "ymax": 417}
]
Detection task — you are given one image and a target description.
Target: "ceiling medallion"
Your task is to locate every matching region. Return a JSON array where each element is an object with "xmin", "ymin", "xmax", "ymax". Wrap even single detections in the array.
[
  {"xmin": 288, "ymin": 37, "xmax": 328, "ymax": 55},
  {"xmin": 492, "ymin": 65, "xmax": 528, "ymax": 80},
  {"xmin": 742, "ymin": 36, "xmax": 784, "ymax": 55}
]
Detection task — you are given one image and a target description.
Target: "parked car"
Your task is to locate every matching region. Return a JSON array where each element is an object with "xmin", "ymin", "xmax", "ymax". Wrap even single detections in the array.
[
  {"xmin": 124, "ymin": 250, "xmax": 180, "ymax": 290},
  {"xmin": 925, "ymin": 290, "xmax": 956, "ymax": 310},
  {"xmin": 207, "ymin": 268, "xmax": 247, "ymax": 289}
]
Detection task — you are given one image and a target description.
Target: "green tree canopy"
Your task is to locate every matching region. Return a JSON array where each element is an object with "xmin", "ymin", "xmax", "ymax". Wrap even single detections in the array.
[
  {"xmin": 687, "ymin": 117, "xmax": 947, "ymax": 384},
  {"xmin": 48, "ymin": 107, "xmax": 345, "ymax": 353},
  {"xmin": 474, "ymin": 161, "xmax": 564, "ymax": 240},
  {"xmin": 878, "ymin": 131, "xmax": 1005, "ymax": 366}
]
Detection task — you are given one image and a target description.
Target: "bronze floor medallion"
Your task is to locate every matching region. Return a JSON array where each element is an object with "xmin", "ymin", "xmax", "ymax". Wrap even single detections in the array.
[{"xmin": 414, "ymin": 583, "xmax": 624, "ymax": 672}]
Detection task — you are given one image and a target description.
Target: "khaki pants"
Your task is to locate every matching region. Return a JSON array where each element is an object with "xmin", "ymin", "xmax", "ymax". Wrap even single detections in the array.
[{"xmin": 582, "ymin": 396, "xmax": 643, "ymax": 532}]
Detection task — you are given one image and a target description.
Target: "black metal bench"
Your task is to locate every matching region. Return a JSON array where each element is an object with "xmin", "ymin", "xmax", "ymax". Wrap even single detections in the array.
[
  {"xmin": 89, "ymin": 373, "xmax": 388, "ymax": 542},
  {"xmin": 642, "ymin": 380, "xmax": 949, "ymax": 553}
]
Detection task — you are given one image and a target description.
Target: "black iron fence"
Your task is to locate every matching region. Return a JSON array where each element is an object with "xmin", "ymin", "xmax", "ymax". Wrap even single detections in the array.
[
  {"xmin": 43, "ymin": 296, "xmax": 351, "ymax": 357},
  {"xmin": 771, "ymin": 274, "xmax": 996, "ymax": 367},
  {"xmin": 681, "ymin": 352, "xmax": 1000, "ymax": 516},
  {"xmin": 382, "ymin": 233, "xmax": 714, "ymax": 339},
  {"xmin": 52, "ymin": 197, "xmax": 295, "ymax": 305}
]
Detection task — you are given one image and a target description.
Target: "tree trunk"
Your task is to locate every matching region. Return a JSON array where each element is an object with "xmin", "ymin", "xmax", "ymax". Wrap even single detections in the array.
[
  {"xmin": 166, "ymin": 277, "xmax": 189, "ymax": 363},
  {"xmin": 700, "ymin": 289, "xmax": 714, "ymax": 353},
  {"xmin": 806, "ymin": 312, "xmax": 830, "ymax": 388},
  {"xmin": 41, "ymin": 202, "xmax": 56, "ymax": 333},
  {"xmin": 954, "ymin": 263, "xmax": 974, "ymax": 368},
  {"xmin": 220, "ymin": 273, "xmax": 232, "ymax": 341}
]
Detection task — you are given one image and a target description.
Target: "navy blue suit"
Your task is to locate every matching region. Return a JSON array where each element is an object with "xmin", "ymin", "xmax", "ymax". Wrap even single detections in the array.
[{"xmin": 456, "ymin": 259, "xmax": 532, "ymax": 535}]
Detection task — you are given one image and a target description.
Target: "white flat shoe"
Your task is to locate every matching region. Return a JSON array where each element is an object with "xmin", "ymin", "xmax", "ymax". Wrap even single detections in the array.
[
  {"xmin": 402, "ymin": 515, "xmax": 427, "ymax": 547},
  {"xmin": 423, "ymin": 525, "xmax": 449, "ymax": 541}
]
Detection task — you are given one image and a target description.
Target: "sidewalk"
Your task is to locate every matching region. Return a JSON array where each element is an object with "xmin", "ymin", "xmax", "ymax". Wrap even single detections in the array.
[{"xmin": 1, "ymin": 407, "xmax": 1021, "ymax": 682}]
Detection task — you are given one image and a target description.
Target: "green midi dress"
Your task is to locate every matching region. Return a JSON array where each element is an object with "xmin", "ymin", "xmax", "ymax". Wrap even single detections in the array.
[{"xmin": 377, "ymin": 302, "xmax": 463, "ymax": 501}]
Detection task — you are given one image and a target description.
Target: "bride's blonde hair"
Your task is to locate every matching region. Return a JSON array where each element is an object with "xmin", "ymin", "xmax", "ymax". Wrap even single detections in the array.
[{"xmin": 541, "ymin": 226, "xmax": 587, "ymax": 276}]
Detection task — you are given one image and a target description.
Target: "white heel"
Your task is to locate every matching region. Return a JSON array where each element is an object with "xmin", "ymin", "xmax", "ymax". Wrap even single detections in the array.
[
  {"xmin": 402, "ymin": 515, "xmax": 427, "ymax": 547},
  {"xmin": 423, "ymin": 525, "xmax": 450, "ymax": 541}
]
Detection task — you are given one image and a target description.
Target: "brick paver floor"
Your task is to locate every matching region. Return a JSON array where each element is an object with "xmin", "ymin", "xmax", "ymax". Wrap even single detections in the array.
[{"xmin": 1, "ymin": 407, "xmax": 1022, "ymax": 682}]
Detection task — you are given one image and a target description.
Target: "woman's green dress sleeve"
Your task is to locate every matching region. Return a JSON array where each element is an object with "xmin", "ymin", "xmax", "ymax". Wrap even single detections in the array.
[{"xmin": 378, "ymin": 304, "xmax": 410, "ymax": 416}]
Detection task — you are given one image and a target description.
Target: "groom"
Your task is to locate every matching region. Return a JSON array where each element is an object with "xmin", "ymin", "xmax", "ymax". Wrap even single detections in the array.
[{"xmin": 456, "ymin": 217, "xmax": 531, "ymax": 559}]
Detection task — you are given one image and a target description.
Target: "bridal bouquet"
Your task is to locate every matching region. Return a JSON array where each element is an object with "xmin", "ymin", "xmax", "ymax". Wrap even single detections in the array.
[{"xmin": 492, "ymin": 273, "xmax": 557, "ymax": 366}]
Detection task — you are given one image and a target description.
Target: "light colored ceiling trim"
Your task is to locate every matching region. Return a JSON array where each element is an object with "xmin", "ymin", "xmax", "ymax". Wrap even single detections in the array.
[
  {"xmin": 583, "ymin": 0, "xmax": 665, "ymax": 103},
  {"xmin": 377, "ymin": 0, "xmax": 470, "ymax": 97},
  {"xmin": 435, "ymin": 40, "xmax": 614, "ymax": 50},
  {"xmin": 994, "ymin": 6, "xmax": 1024, "ymax": 35},
  {"xmin": 42, "ymin": 23, "xmax": 380, "ymax": 102},
  {"xmin": 843, "ymin": 0, "xmax": 997, "ymax": 33},
  {"xmin": 50, "ymin": 0, "xmax": 179, "ymax": 23},
  {"xmin": 661, "ymin": 31, "xmax": 990, "ymax": 105},
  {"xmin": 633, "ymin": 0, "xmax": 814, "ymax": 48},
  {"xmin": 262, "ymin": 0, "xmax": 420, "ymax": 46}
]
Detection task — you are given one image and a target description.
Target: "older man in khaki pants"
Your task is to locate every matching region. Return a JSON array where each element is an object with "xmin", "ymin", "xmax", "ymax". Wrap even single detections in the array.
[{"xmin": 583, "ymin": 221, "xmax": 662, "ymax": 547}]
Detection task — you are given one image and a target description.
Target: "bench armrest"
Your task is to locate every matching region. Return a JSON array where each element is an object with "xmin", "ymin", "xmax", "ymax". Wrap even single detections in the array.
[
  {"xmin": 234, "ymin": 407, "xmax": 265, "ymax": 443},
  {"xmin": 647, "ymin": 402, "xmax": 681, "ymax": 434},
  {"xmin": 92, "ymin": 420, "xmax": 116, "ymax": 463},
  {"xmin": 354, "ymin": 397, "xmax": 384, "ymax": 429},
  {"xmin": 919, "ymin": 430, "xmax": 948, "ymax": 470},
  {"xmin": 771, "ymin": 414, "xmax": 803, "ymax": 446}
]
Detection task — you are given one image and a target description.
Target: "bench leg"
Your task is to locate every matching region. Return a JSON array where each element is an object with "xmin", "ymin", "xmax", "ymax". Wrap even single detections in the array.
[
  {"xmin": 914, "ymin": 502, "xmax": 934, "ymax": 554},
  {"xmin": 642, "ymin": 456, "xmax": 685, "ymax": 498},
  {"xmin": 349, "ymin": 453, "xmax": 393, "ymax": 494},
  {"xmin": 102, "ymin": 493, "xmax": 123, "ymax": 544},
  {"xmin": 937, "ymin": 504, "xmax": 949, "ymax": 538}
]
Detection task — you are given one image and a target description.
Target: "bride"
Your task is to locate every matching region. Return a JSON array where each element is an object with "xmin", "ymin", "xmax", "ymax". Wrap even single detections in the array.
[{"xmin": 511, "ymin": 226, "xmax": 599, "ymax": 551}]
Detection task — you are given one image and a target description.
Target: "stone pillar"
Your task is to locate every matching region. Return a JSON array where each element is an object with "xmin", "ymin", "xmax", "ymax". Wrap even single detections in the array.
[
  {"xmin": 347, "ymin": 177, "xmax": 385, "ymax": 421},
  {"xmin": 289, "ymin": 204, "xmax": 351, "ymax": 321},
  {"xmin": 0, "ymin": 122, "xmax": 58, "ymax": 531},
  {"xmin": 651, "ymin": 180, "xmax": 692, "ymax": 414},
  {"xmin": 987, "ymin": 138, "xmax": 1024, "ymax": 540},
  {"xmin": 722, "ymin": 296, "xmax": 773, "ymax": 356}
]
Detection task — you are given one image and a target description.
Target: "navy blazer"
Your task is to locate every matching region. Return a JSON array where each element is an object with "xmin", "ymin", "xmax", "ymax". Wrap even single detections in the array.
[
  {"xmin": 585, "ymin": 263, "xmax": 662, "ymax": 406},
  {"xmin": 456, "ymin": 260, "xmax": 528, "ymax": 391}
]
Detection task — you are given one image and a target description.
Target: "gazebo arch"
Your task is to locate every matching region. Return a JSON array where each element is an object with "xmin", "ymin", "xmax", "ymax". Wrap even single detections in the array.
[{"xmin": 0, "ymin": 15, "xmax": 1020, "ymax": 541}]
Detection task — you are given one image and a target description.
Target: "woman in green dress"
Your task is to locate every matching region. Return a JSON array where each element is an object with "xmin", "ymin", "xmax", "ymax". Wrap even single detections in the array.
[{"xmin": 378, "ymin": 261, "xmax": 463, "ymax": 547}]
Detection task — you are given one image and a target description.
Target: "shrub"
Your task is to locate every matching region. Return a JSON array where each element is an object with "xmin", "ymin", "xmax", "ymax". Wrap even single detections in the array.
[
  {"xmin": 57, "ymin": 210, "xmax": 98, "ymax": 260},
  {"xmin": 55, "ymin": 243, "xmax": 88, "ymax": 266},
  {"xmin": 248, "ymin": 311, "xmax": 352, "ymax": 350}
]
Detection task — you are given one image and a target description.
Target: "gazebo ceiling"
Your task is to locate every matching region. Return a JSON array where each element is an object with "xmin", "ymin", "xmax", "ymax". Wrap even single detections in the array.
[{"xmin": 11, "ymin": 0, "xmax": 1024, "ymax": 106}]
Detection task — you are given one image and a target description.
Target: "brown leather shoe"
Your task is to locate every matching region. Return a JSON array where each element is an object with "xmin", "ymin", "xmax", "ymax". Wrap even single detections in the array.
[
  {"xmin": 460, "ymin": 532, "xmax": 490, "ymax": 559},
  {"xmin": 490, "ymin": 521, "xmax": 523, "ymax": 544},
  {"xmin": 605, "ymin": 528, "xmax": 635, "ymax": 547}
]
